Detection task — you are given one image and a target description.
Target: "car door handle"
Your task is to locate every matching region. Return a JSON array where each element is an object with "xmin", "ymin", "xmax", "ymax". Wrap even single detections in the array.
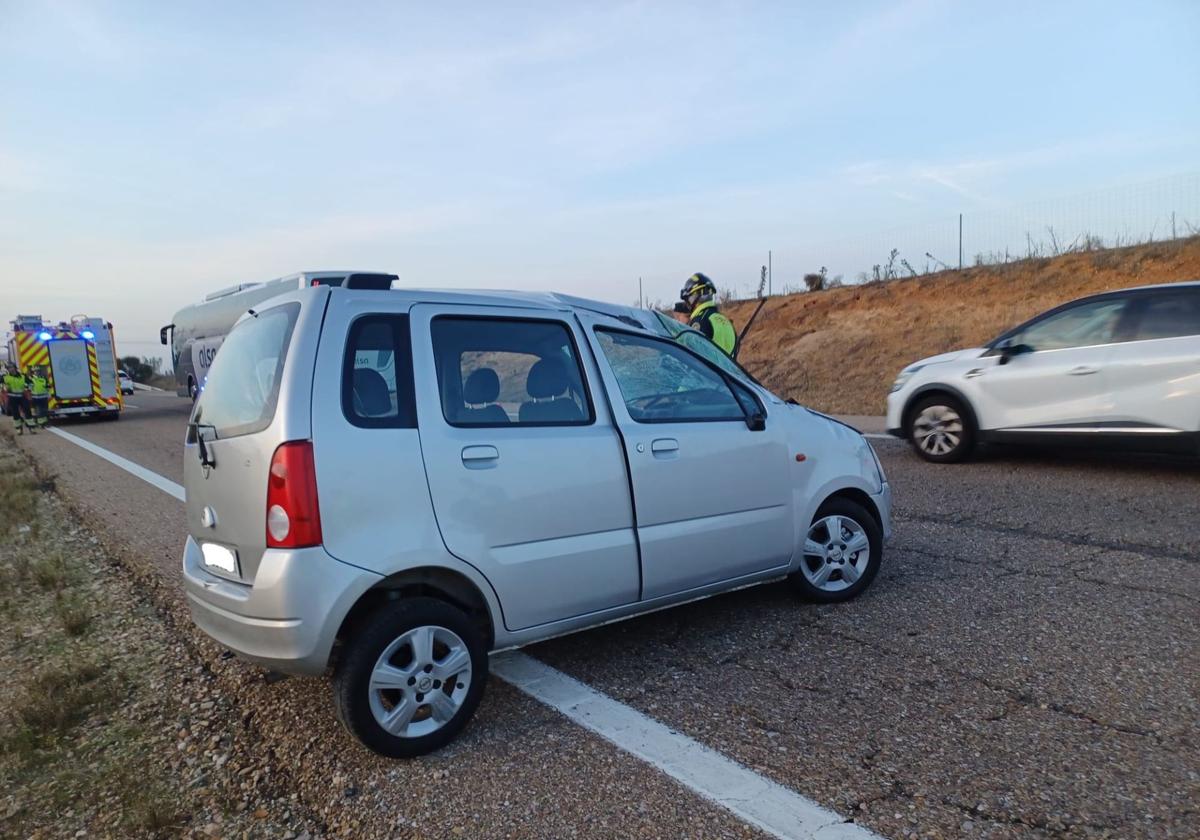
[
  {"xmin": 1067, "ymin": 366, "xmax": 1099, "ymax": 376},
  {"xmin": 650, "ymin": 438, "xmax": 679, "ymax": 454},
  {"xmin": 461, "ymin": 445, "xmax": 499, "ymax": 463},
  {"xmin": 964, "ymin": 368, "xmax": 985, "ymax": 379}
]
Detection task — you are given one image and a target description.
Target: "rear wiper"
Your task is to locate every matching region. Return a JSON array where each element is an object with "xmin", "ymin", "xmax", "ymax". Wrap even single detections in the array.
[{"xmin": 189, "ymin": 422, "xmax": 218, "ymax": 467}]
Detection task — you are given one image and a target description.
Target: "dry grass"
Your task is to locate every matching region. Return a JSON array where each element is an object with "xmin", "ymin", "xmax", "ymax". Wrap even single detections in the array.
[
  {"xmin": 53, "ymin": 592, "xmax": 93, "ymax": 637},
  {"xmin": 726, "ymin": 236, "xmax": 1200, "ymax": 414},
  {"xmin": 12, "ymin": 661, "xmax": 117, "ymax": 736}
]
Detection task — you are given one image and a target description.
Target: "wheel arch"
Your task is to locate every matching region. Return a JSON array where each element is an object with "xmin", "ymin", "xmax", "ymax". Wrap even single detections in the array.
[
  {"xmin": 820, "ymin": 487, "xmax": 883, "ymax": 532},
  {"xmin": 902, "ymin": 384, "xmax": 980, "ymax": 437},
  {"xmin": 335, "ymin": 566, "xmax": 497, "ymax": 662}
]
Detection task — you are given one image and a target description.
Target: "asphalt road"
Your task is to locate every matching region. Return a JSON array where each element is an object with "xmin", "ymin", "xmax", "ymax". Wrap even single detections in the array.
[{"xmin": 14, "ymin": 390, "xmax": 1199, "ymax": 839}]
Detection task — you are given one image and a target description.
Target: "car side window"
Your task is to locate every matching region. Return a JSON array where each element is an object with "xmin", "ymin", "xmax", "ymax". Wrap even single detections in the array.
[
  {"xmin": 1012, "ymin": 299, "xmax": 1127, "ymax": 351},
  {"xmin": 342, "ymin": 315, "xmax": 417, "ymax": 428},
  {"xmin": 595, "ymin": 330, "xmax": 745, "ymax": 423},
  {"xmin": 1133, "ymin": 291, "xmax": 1200, "ymax": 340},
  {"xmin": 431, "ymin": 317, "xmax": 593, "ymax": 427}
]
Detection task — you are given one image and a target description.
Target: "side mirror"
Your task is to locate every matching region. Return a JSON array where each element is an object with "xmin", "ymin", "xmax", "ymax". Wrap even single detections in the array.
[
  {"xmin": 160, "ymin": 324, "xmax": 173, "ymax": 346},
  {"xmin": 996, "ymin": 338, "xmax": 1032, "ymax": 365},
  {"xmin": 746, "ymin": 411, "xmax": 766, "ymax": 432}
]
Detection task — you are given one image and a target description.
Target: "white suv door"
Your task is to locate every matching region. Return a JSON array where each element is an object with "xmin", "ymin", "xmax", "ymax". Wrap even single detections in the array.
[
  {"xmin": 971, "ymin": 296, "xmax": 1131, "ymax": 430},
  {"xmin": 587, "ymin": 326, "xmax": 794, "ymax": 600},
  {"xmin": 1103, "ymin": 287, "xmax": 1200, "ymax": 432}
]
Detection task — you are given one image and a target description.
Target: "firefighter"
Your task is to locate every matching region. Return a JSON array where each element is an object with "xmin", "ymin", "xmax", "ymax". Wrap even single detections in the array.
[
  {"xmin": 28, "ymin": 366, "xmax": 50, "ymax": 429},
  {"xmin": 677, "ymin": 273, "xmax": 737, "ymax": 357},
  {"xmin": 2, "ymin": 362, "xmax": 33, "ymax": 435}
]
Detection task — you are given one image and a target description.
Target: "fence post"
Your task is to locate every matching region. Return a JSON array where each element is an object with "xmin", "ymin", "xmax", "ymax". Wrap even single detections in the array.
[{"xmin": 958, "ymin": 213, "xmax": 963, "ymax": 270}]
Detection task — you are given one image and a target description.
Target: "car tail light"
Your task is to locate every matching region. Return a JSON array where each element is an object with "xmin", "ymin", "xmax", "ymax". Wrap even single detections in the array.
[{"xmin": 266, "ymin": 441, "xmax": 323, "ymax": 548}]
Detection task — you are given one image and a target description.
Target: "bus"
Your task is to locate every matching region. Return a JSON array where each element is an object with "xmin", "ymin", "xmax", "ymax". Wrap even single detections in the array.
[{"xmin": 160, "ymin": 271, "xmax": 396, "ymax": 399}]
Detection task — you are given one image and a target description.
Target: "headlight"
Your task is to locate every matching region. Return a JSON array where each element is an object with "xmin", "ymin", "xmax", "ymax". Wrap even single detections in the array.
[{"xmin": 890, "ymin": 365, "xmax": 923, "ymax": 392}]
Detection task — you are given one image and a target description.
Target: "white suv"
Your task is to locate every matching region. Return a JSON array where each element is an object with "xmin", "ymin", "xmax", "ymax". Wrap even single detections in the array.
[{"xmin": 887, "ymin": 281, "xmax": 1200, "ymax": 462}]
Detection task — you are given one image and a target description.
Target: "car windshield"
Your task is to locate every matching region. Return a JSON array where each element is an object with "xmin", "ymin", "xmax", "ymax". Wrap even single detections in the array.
[{"xmin": 650, "ymin": 310, "xmax": 763, "ymax": 387}]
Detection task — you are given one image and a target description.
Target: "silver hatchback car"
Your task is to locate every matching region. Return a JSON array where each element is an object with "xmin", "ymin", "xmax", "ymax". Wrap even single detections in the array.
[{"xmin": 182, "ymin": 283, "xmax": 892, "ymax": 757}]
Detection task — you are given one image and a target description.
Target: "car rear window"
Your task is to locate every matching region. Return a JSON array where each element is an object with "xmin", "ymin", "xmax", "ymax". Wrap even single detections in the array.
[
  {"xmin": 1134, "ymin": 290, "xmax": 1200, "ymax": 340},
  {"xmin": 192, "ymin": 303, "xmax": 298, "ymax": 438}
]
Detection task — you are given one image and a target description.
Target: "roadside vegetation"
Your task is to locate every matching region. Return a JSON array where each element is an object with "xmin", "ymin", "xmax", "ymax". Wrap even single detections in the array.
[
  {"xmin": 0, "ymin": 433, "xmax": 318, "ymax": 839},
  {"xmin": 728, "ymin": 235, "xmax": 1200, "ymax": 414}
]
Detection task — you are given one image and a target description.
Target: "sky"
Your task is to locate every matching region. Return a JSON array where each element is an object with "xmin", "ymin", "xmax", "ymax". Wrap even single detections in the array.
[{"xmin": 2, "ymin": 0, "xmax": 1198, "ymax": 368}]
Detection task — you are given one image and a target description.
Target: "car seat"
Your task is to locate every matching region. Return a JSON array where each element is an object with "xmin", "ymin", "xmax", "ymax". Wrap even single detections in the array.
[
  {"xmin": 460, "ymin": 368, "xmax": 510, "ymax": 424},
  {"xmin": 519, "ymin": 358, "xmax": 583, "ymax": 423}
]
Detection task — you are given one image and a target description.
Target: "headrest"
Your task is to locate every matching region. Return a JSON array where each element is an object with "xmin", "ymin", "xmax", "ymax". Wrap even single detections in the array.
[
  {"xmin": 526, "ymin": 358, "xmax": 568, "ymax": 399},
  {"xmin": 353, "ymin": 368, "xmax": 392, "ymax": 417},
  {"xmin": 463, "ymin": 368, "xmax": 501, "ymax": 404}
]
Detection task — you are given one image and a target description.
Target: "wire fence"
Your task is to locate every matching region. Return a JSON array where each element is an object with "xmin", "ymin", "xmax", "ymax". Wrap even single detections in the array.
[{"xmin": 749, "ymin": 172, "xmax": 1200, "ymax": 297}]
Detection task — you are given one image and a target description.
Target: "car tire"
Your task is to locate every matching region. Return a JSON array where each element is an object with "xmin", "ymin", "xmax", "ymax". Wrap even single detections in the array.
[
  {"xmin": 907, "ymin": 393, "xmax": 975, "ymax": 463},
  {"xmin": 333, "ymin": 597, "xmax": 487, "ymax": 758},
  {"xmin": 791, "ymin": 497, "xmax": 883, "ymax": 603}
]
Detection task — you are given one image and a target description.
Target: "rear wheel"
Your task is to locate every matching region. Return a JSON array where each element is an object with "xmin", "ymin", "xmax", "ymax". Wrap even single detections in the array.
[
  {"xmin": 908, "ymin": 394, "xmax": 975, "ymax": 463},
  {"xmin": 791, "ymin": 497, "xmax": 882, "ymax": 603},
  {"xmin": 333, "ymin": 597, "xmax": 486, "ymax": 758}
]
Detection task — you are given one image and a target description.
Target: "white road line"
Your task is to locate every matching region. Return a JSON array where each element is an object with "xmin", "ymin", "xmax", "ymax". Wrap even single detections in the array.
[
  {"xmin": 492, "ymin": 652, "xmax": 879, "ymax": 840},
  {"xmin": 47, "ymin": 427, "xmax": 185, "ymax": 502},
  {"xmin": 44, "ymin": 430, "xmax": 881, "ymax": 840}
]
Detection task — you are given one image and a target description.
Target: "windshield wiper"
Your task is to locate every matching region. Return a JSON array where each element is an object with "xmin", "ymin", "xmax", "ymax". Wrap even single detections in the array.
[{"xmin": 188, "ymin": 421, "xmax": 218, "ymax": 467}]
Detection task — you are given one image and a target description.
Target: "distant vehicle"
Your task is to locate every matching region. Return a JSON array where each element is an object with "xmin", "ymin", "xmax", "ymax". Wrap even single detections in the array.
[
  {"xmin": 887, "ymin": 281, "xmax": 1200, "ymax": 462},
  {"xmin": 181, "ymin": 282, "xmax": 891, "ymax": 757},
  {"xmin": 4, "ymin": 314, "xmax": 124, "ymax": 420},
  {"xmin": 160, "ymin": 271, "xmax": 396, "ymax": 400},
  {"xmin": 119, "ymin": 371, "xmax": 135, "ymax": 395}
]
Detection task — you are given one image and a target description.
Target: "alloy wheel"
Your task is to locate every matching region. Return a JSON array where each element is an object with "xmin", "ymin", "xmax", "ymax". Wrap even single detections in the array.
[
  {"xmin": 912, "ymin": 404, "xmax": 963, "ymax": 457},
  {"xmin": 367, "ymin": 625, "xmax": 473, "ymax": 739},
  {"xmin": 801, "ymin": 514, "xmax": 871, "ymax": 592}
]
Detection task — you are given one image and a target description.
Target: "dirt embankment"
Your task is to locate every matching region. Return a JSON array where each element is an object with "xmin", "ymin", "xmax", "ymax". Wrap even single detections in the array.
[{"xmin": 725, "ymin": 236, "xmax": 1200, "ymax": 415}]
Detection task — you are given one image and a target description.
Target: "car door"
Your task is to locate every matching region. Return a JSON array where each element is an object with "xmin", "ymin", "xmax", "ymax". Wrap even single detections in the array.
[
  {"xmin": 409, "ymin": 304, "xmax": 640, "ymax": 631},
  {"xmin": 586, "ymin": 325, "xmax": 794, "ymax": 600},
  {"xmin": 1103, "ymin": 287, "xmax": 1200, "ymax": 432},
  {"xmin": 971, "ymin": 296, "xmax": 1130, "ymax": 430}
]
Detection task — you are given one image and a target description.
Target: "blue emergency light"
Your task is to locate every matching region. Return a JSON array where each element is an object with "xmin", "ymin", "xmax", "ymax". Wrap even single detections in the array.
[
  {"xmin": 37, "ymin": 331, "xmax": 52, "ymax": 341},
  {"xmin": 81, "ymin": 329, "xmax": 95, "ymax": 340}
]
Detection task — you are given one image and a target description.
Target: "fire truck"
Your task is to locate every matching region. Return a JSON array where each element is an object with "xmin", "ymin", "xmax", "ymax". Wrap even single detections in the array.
[{"xmin": 3, "ymin": 314, "xmax": 124, "ymax": 421}]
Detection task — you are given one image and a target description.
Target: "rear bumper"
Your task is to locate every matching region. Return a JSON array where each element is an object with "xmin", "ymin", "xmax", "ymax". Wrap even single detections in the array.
[{"xmin": 182, "ymin": 536, "xmax": 382, "ymax": 675}]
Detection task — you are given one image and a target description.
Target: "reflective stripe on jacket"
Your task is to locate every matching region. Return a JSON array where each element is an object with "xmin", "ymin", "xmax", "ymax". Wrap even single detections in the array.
[{"xmin": 688, "ymin": 301, "xmax": 738, "ymax": 357}]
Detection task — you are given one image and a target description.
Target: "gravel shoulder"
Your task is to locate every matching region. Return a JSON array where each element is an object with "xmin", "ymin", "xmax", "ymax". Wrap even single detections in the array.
[{"xmin": 0, "ymin": 428, "xmax": 324, "ymax": 839}]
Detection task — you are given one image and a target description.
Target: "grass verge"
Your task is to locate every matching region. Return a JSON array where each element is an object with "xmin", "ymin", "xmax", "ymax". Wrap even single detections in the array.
[{"xmin": 0, "ymin": 431, "xmax": 319, "ymax": 839}]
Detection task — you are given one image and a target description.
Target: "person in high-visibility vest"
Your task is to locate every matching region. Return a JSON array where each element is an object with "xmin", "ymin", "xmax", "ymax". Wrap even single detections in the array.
[
  {"xmin": 2, "ymin": 363, "xmax": 33, "ymax": 435},
  {"xmin": 28, "ymin": 366, "xmax": 50, "ymax": 429},
  {"xmin": 678, "ymin": 273, "xmax": 737, "ymax": 357}
]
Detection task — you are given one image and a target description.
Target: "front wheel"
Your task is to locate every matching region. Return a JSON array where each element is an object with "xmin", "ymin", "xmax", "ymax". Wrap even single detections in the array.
[
  {"xmin": 908, "ymin": 394, "xmax": 975, "ymax": 463},
  {"xmin": 791, "ymin": 498, "xmax": 883, "ymax": 603},
  {"xmin": 333, "ymin": 597, "xmax": 487, "ymax": 758}
]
